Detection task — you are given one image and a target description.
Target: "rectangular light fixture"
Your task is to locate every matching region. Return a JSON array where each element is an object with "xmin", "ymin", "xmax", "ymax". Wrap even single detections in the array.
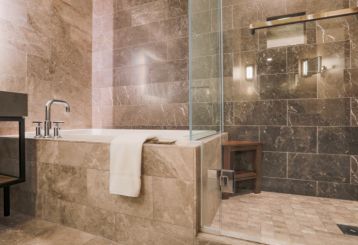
[
  {"xmin": 301, "ymin": 56, "xmax": 322, "ymax": 77},
  {"xmin": 245, "ymin": 65, "xmax": 254, "ymax": 80},
  {"xmin": 302, "ymin": 59, "xmax": 309, "ymax": 76}
]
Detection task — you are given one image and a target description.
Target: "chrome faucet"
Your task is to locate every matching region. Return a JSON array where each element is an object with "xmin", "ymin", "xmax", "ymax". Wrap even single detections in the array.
[{"xmin": 44, "ymin": 99, "xmax": 70, "ymax": 138}]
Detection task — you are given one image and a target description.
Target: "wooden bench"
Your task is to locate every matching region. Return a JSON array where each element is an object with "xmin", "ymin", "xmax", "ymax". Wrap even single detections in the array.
[{"xmin": 222, "ymin": 141, "xmax": 262, "ymax": 194}]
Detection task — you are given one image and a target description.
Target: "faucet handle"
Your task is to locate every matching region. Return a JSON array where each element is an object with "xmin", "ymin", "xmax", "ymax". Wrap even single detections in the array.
[
  {"xmin": 32, "ymin": 121, "xmax": 42, "ymax": 138},
  {"xmin": 53, "ymin": 121, "xmax": 64, "ymax": 126},
  {"xmin": 53, "ymin": 121, "xmax": 64, "ymax": 138}
]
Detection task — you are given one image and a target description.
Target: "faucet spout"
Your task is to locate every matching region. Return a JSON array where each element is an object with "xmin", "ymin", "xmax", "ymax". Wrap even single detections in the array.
[
  {"xmin": 44, "ymin": 99, "xmax": 70, "ymax": 138},
  {"xmin": 45, "ymin": 99, "xmax": 71, "ymax": 121}
]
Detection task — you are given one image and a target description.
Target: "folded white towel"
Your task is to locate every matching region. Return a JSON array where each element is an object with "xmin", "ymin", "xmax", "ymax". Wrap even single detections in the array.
[{"xmin": 109, "ymin": 132, "xmax": 155, "ymax": 197}]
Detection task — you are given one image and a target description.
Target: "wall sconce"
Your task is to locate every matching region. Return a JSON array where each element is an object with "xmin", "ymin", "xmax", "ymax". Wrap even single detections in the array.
[
  {"xmin": 302, "ymin": 59, "xmax": 309, "ymax": 77},
  {"xmin": 245, "ymin": 65, "xmax": 254, "ymax": 81},
  {"xmin": 301, "ymin": 56, "xmax": 322, "ymax": 77}
]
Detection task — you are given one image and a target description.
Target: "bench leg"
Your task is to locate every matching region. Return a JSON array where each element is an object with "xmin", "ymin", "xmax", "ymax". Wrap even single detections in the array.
[
  {"xmin": 254, "ymin": 180, "xmax": 260, "ymax": 194},
  {"xmin": 4, "ymin": 186, "xmax": 10, "ymax": 216},
  {"xmin": 254, "ymin": 145, "xmax": 262, "ymax": 194}
]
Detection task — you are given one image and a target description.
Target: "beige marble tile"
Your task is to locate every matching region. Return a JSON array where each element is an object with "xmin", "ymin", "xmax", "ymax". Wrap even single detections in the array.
[
  {"xmin": 57, "ymin": 141, "xmax": 109, "ymax": 169},
  {"xmin": 197, "ymin": 232, "xmax": 260, "ymax": 245},
  {"xmin": 0, "ymin": 43, "xmax": 27, "ymax": 82},
  {"xmin": 143, "ymin": 145, "xmax": 196, "ymax": 181},
  {"xmin": 115, "ymin": 213, "xmax": 194, "ymax": 245},
  {"xmin": 3, "ymin": 134, "xmax": 203, "ymax": 243},
  {"xmin": 87, "ymin": 169, "xmax": 153, "ymax": 219},
  {"xmin": 86, "ymin": 169, "xmax": 114, "ymax": 211},
  {"xmin": 0, "ymin": 213, "xmax": 126, "ymax": 245},
  {"xmin": 0, "ymin": 0, "xmax": 92, "ymax": 133},
  {"xmin": 84, "ymin": 236, "xmax": 121, "ymax": 245},
  {"xmin": 59, "ymin": 200, "xmax": 87, "ymax": 232},
  {"xmin": 36, "ymin": 140, "xmax": 59, "ymax": 164},
  {"xmin": 0, "ymin": 212, "xmax": 57, "ymax": 237},
  {"xmin": 93, "ymin": 0, "xmax": 114, "ymax": 17},
  {"xmin": 38, "ymin": 163, "xmax": 87, "ymax": 204},
  {"xmin": 22, "ymin": 225, "xmax": 95, "ymax": 245},
  {"xmin": 153, "ymin": 177, "xmax": 195, "ymax": 228},
  {"xmin": 92, "ymin": 0, "xmax": 190, "ymax": 129},
  {"xmin": 0, "ymin": 227, "xmax": 35, "ymax": 245},
  {"xmin": 61, "ymin": 201, "xmax": 116, "ymax": 241},
  {"xmin": 207, "ymin": 192, "xmax": 358, "ymax": 245},
  {"xmin": 37, "ymin": 194, "xmax": 63, "ymax": 224}
]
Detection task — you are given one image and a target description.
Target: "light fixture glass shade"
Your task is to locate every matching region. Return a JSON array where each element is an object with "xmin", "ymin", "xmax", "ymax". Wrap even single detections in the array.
[{"xmin": 245, "ymin": 65, "xmax": 254, "ymax": 80}]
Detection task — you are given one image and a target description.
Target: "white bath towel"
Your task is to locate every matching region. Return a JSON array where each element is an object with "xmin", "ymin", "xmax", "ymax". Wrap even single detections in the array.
[{"xmin": 109, "ymin": 132, "xmax": 156, "ymax": 197}]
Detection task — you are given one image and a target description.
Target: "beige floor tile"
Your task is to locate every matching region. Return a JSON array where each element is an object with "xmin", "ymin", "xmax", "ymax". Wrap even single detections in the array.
[
  {"xmin": 21, "ymin": 226, "xmax": 95, "ymax": 245},
  {"xmin": 0, "ymin": 227, "xmax": 36, "ymax": 245},
  {"xmin": 0, "ymin": 213, "xmax": 98, "ymax": 245},
  {"xmin": 84, "ymin": 236, "xmax": 122, "ymax": 245},
  {"xmin": 207, "ymin": 192, "xmax": 358, "ymax": 245},
  {"xmin": 0, "ymin": 212, "xmax": 58, "ymax": 237}
]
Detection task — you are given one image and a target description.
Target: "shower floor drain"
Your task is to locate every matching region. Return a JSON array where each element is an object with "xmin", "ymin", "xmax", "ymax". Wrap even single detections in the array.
[{"xmin": 337, "ymin": 224, "xmax": 358, "ymax": 236}]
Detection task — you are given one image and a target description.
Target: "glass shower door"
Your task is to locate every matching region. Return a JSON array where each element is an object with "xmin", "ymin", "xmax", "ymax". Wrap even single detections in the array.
[
  {"xmin": 189, "ymin": 0, "xmax": 224, "ymax": 233},
  {"xmin": 189, "ymin": 0, "xmax": 223, "ymax": 141}
]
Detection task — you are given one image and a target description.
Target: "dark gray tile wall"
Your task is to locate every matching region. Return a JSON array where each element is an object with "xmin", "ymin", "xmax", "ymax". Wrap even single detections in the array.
[{"xmin": 223, "ymin": 0, "xmax": 358, "ymax": 200}]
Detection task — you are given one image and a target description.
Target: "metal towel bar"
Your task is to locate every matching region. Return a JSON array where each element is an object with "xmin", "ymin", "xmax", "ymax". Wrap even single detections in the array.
[{"xmin": 249, "ymin": 7, "xmax": 358, "ymax": 34}]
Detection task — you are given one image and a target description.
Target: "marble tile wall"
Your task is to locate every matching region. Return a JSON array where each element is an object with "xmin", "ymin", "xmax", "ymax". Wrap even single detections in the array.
[
  {"xmin": 0, "ymin": 138, "xmax": 201, "ymax": 244},
  {"xmin": 0, "ymin": 0, "xmax": 92, "ymax": 133},
  {"xmin": 223, "ymin": 0, "xmax": 358, "ymax": 200},
  {"xmin": 92, "ymin": 0, "xmax": 189, "ymax": 129}
]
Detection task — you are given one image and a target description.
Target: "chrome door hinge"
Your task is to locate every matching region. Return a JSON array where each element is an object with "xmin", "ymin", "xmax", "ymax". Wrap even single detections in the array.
[
  {"xmin": 207, "ymin": 169, "xmax": 235, "ymax": 194},
  {"xmin": 220, "ymin": 170, "xmax": 235, "ymax": 193}
]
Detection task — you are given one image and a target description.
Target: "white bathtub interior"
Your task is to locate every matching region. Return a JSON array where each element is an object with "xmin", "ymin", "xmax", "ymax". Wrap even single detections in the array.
[{"xmin": 25, "ymin": 129, "xmax": 218, "ymax": 143}]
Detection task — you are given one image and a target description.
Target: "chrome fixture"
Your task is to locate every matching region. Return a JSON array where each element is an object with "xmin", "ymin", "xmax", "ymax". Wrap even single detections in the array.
[
  {"xmin": 32, "ymin": 121, "xmax": 42, "ymax": 138},
  {"xmin": 53, "ymin": 121, "xmax": 64, "ymax": 138},
  {"xmin": 207, "ymin": 169, "xmax": 235, "ymax": 194},
  {"xmin": 44, "ymin": 99, "xmax": 70, "ymax": 138},
  {"xmin": 249, "ymin": 7, "xmax": 358, "ymax": 34}
]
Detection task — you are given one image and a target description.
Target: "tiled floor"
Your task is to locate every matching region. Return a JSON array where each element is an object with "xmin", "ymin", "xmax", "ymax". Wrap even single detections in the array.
[
  {"xmin": 197, "ymin": 233, "xmax": 260, "ymax": 245},
  {"xmin": 208, "ymin": 192, "xmax": 358, "ymax": 245},
  {"xmin": 0, "ymin": 213, "xmax": 119, "ymax": 245},
  {"xmin": 2, "ymin": 192, "xmax": 358, "ymax": 245},
  {"xmin": 0, "ymin": 213, "xmax": 259, "ymax": 245}
]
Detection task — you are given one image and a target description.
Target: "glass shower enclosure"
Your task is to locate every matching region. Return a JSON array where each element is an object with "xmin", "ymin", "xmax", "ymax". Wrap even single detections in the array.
[
  {"xmin": 189, "ymin": 0, "xmax": 224, "ymax": 141},
  {"xmin": 188, "ymin": 0, "xmax": 224, "ymax": 234},
  {"xmin": 190, "ymin": 0, "xmax": 358, "ymax": 243}
]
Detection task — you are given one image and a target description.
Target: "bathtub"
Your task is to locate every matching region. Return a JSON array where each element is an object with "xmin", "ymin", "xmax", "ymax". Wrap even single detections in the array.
[
  {"xmin": 1, "ymin": 128, "xmax": 224, "ymax": 243},
  {"xmin": 25, "ymin": 128, "xmax": 218, "ymax": 143}
]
